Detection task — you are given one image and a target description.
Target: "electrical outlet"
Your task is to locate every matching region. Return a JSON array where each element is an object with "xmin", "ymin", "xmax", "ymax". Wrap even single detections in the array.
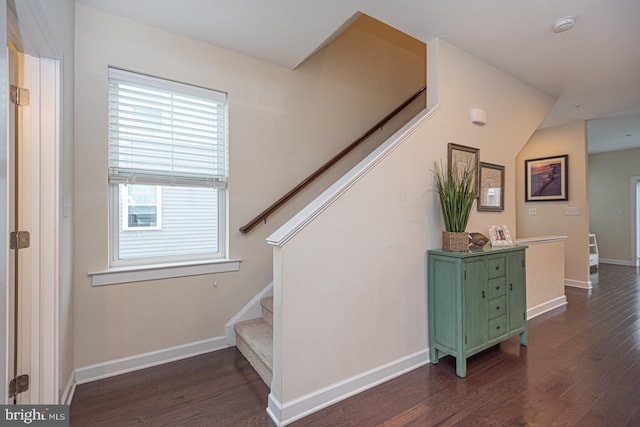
[
  {"xmin": 528, "ymin": 208, "xmax": 537, "ymax": 215},
  {"xmin": 565, "ymin": 207, "xmax": 580, "ymax": 216}
]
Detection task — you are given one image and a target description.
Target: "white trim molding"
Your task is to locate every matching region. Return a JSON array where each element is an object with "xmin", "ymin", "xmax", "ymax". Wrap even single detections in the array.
[
  {"xmin": 565, "ymin": 279, "xmax": 592, "ymax": 290},
  {"xmin": 516, "ymin": 235, "xmax": 567, "ymax": 245},
  {"xmin": 89, "ymin": 258, "xmax": 240, "ymax": 286},
  {"xmin": 527, "ymin": 296, "xmax": 567, "ymax": 320},
  {"xmin": 600, "ymin": 258, "xmax": 636, "ymax": 267},
  {"xmin": 267, "ymin": 350, "xmax": 429, "ymax": 426},
  {"xmin": 225, "ymin": 282, "xmax": 273, "ymax": 346},
  {"xmin": 75, "ymin": 336, "xmax": 227, "ymax": 384},
  {"xmin": 61, "ymin": 371, "xmax": 76, "ymax": 405}
]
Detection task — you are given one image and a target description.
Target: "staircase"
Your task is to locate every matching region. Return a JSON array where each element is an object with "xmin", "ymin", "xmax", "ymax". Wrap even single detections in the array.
[{"xmin": 234, "ymin": 297, "xmax": 273, "ymax": 386}]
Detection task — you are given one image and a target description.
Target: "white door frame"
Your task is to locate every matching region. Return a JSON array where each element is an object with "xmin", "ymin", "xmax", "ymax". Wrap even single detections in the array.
[
  {"xmin": 3, "ymin": 1, "xmax": 60, "ymax": 404},
  {"xmin": 631, "ymin": 176, "xmax": 640, "ymax": 267},
  {"xmin": 19, "ymin": 52, "xmax": 60, "ymax": 404},
  {"xmin": 0, "ymin": 0, "xmax": 9, "ymax": 405}
]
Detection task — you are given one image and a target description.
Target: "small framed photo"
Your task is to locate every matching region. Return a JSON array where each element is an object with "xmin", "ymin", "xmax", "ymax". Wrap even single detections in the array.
[
  {"xmin": 478, "ymin": 162, "xmax": 504, "ymax": 212},
  {"xmin": 448, "ymin": 142, "xmax": 479, "ymax": 176},
  {"xmin": 525, "ymin": 154, "xmax": 568, "ymax": 202},
  {"xmin": 488, "ymin": 225, "xmax": 513, "ymax": 247}
]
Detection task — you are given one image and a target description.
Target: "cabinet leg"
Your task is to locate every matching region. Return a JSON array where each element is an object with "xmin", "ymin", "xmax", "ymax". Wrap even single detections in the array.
[
  {"xmin": 430, "ymin": 346, "xmax": 439, "ymax": 364},
  {"xmin": 456, "ymin": 358, "xmax": 467, "ymax": 378},
  {"xmin": 519, "ymin": 330, "xmax": 527, "ymax": 346}
]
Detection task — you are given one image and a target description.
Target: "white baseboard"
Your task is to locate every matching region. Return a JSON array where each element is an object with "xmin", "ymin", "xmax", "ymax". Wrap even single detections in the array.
[
  {"xmin": 225, "ymin": 282, "xmax": 273, "ymax": 346},
  {"xmin": 527, "ymin": 296, "xmax": 567, "ymax": 320},
  {"xmin": 267, "ymin": 349, "xmax": 429, "ymax": 426},
  {"xmin": 600, "ymin": 258, "xmax": 636, "ymax": 267},
  {"xmin": 75, "ymin": 336, "xmax": 227, "ymax": 385},
  {"xmin": 565, "ymin": 279, "xmax": 592, "ymax": 289},
  {"xmin": 61, "ymin": 371, "xmax": 76, "ymax": 405}
]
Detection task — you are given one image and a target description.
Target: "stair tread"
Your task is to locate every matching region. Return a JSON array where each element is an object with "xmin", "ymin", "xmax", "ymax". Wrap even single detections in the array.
[{"xmin": 234, "ymin": 318, "xmax": 273, "ymax": 367}]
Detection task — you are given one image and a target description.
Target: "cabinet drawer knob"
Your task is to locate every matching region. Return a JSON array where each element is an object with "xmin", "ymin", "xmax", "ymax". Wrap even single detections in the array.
[
  {"xmin": 496, "ymin": 325, "xmax": 501, "ymax": 330},
  {"xmin": 495, "ymin": 266, "xmax": 500, "ymax": 270},
  {"xmin": 496, "ymin": 306, "xmax": 500, "ymax": 310},
  {"xmin": 496, "ymin": 285, "xmax": 500, "ymax": 290}
]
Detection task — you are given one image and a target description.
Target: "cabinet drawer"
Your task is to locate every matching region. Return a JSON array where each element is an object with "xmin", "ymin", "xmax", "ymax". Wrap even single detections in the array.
[
  {"xmin": 488, "ymin": 277, "xmax": 506, "ymax": 299},
  {"xmin": 488, "ymin": 257, "xmax": 506, "ymax": 279},
  {"xmin": 489, "ymin": 296, "xmax": 506, "ymax": 319},
  {"xmin": 488, "ymin": 315, "xmax": 507, "ymax": 339}
]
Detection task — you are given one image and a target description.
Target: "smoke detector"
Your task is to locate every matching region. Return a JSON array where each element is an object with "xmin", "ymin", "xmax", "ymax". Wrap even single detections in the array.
[{"xmin": 552, "ymin": 16, "xmax": 576, "ymax": 33}]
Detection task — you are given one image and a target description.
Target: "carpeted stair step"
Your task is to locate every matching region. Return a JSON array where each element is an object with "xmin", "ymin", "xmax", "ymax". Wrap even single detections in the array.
[{"xmin": 234, "ymin": 318, "xmax": 273, "ymax": 386}]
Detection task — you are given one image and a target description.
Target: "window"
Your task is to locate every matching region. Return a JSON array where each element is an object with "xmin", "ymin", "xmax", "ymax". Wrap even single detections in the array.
[
  {"xmin": 108, "ymin": 68, "xmax": 227, "ymax": 266},
  {"xmin": 122, "ymin": 185, "xmax": 162, "ymax": 230}
]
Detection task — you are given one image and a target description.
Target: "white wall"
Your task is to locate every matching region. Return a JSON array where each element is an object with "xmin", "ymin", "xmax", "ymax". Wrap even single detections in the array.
[
  {"xmin": 588, "ymin": 148, "xmax": 640, "ymax": 264},
  {"xmin": 73, "ymin": 5, "xmax": 425, "ymax": 368},
  {"xmin": 516, "ymin": 122, "xmax": 590, "ymax": 286},
  {"xmin": 36, "ymin": 0, "xmax": 75, "ymax": 403},
  {"xmin": 268, "ymin": 39, "xmax": 552, "ymax": 422}
]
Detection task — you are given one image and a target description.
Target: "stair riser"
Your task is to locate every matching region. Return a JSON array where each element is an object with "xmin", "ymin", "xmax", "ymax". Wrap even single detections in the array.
[
  {"xmin": 236, "ymin": 334, "xmax": 272, "ymax": 386},
  {"xmin": 262, "ymin": 306, "xmax": 273, "ymax": 326}
]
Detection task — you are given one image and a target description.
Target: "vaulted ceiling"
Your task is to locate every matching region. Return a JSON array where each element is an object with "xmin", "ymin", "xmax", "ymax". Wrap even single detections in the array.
[{"xmin": 77, "ymin": 0, "xmax": 640, "ymax": 152}]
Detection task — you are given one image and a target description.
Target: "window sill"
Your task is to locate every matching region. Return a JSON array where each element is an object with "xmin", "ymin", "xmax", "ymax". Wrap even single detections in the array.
[{"xmin": 89, "ymin": 259, "xmax": 241, "ymax": 286}]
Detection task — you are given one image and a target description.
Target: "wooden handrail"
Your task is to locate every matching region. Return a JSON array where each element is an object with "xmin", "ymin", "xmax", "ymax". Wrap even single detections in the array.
[{"xmin": 239, "ymin": 86, "xmax": 426, "ymax": 234}]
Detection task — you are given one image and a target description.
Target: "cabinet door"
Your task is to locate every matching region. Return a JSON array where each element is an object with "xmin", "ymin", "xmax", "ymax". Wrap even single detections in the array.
[
  {"xmin": 508, "ymin": 252, "xmax": 526, "ymax": 332},
  {"xmin": 463, "ymin": 259, "xmax": 488, "ymax": 354}
]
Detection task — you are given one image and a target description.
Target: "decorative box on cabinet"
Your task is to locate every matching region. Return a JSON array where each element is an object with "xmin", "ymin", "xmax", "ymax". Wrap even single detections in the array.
[{"xmin": 427, "ymin": 246, "xmax": 527, "ymax": 377}]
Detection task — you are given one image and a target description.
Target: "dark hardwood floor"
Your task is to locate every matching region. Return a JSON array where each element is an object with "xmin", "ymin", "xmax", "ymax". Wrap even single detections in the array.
[{"xmin": 70, "ymin": 263, "xmax": 640, "ymax": 426}]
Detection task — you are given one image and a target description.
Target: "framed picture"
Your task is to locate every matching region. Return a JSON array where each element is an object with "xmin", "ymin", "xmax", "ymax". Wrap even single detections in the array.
[
  {"xmin": 447, "ymin": 142, "xmax": 479, "ymax": 175},
  {"xmin": 488, "ymin": 225, "xmax": 513, "ymax": 247},
  {"xmin": 478, "ymin": 162, "xmax": 504, "ymax": 212},
  {"xmin": 525, "ymin": 154, "xmax": 568, "ymax": 202}
]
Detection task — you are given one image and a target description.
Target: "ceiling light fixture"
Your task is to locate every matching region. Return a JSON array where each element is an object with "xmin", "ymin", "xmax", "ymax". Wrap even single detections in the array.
[{"xmin": 552, "ymin": 16, "xmax": 576, "ymax": 33}]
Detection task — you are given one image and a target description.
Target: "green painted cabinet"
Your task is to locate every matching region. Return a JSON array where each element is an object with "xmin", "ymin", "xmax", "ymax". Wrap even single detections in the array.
[{"xmin": 427, "ymin": 246, "xmax": 527, "ymax": 377}]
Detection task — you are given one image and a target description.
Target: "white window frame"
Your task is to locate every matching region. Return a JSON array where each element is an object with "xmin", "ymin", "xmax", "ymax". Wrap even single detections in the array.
[
  {"xmin": 107, "ymin": 67, "xmax": 229, "ymax": 269},
  {"xmin": 121, "ymin": 184, "xmax": 163, "ymax": 231},
  {"xmin": 109, "ymin": 185, "xmax": 228, "ymax": 267}
]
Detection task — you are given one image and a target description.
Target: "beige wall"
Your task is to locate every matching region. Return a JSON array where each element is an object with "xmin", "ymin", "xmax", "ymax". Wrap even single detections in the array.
[
  {"xmin": 271, "ymin": 38, "xmax": 552, "ymax": 406},
  {"xmin": 73, "ymin": 5, "xmax": 425, "ymax": 367},
  {"xmin": 517, "ymin": 236, "xmax": 566, "ymax": 313},
  {"xmin": 516, "ymin": 122, "xmax": 590, "ymax": 285},
  {"xmin": 588, "ymin": 148, "xmax": 640, "ymax": 263}
]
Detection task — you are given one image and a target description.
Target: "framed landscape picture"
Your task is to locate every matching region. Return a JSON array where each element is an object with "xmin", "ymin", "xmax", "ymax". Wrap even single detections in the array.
[{"xmin": 525, "ymin": 154, "xmax": 568, "ymax": 202}]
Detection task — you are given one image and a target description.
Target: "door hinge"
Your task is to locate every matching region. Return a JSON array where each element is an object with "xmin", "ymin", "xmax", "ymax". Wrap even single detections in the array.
[
  {"xmin": 464, "ymin": 335, "xmax": 467, "ymax": 344},
  {"xmin": 10, "ymin": 84, "xmax": 30, "ymax": 106},
  {"xmin": 8, "ymin": 374, "xmax": 29, "ymax": 399},
  {"xmin": 10, "ymin": 230, "xmax": 30, "ymax": 249}
]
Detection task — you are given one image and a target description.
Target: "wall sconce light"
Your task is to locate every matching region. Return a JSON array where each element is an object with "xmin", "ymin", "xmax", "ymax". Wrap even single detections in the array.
[{"xmin": 471, "ymin": 108, "xmax": 487, "ymax": 126}]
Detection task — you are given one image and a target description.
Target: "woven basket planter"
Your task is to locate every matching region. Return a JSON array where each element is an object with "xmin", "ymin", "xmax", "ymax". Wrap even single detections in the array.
[{"xmin": 442, "ymin": 231, "xmax": 469, "ymax": 252}]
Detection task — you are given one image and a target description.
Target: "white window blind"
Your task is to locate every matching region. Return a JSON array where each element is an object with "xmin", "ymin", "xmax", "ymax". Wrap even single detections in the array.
[
  {"xmin": 108, "ymin": 68, "xmax": 227, "ymax": 266},
  {"xmin": 108, "ymin": 68, "xmax": 227, "ymax": 188}
]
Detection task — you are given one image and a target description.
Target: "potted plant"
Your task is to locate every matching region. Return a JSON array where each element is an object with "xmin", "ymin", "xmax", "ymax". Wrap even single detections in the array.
[{"xmin": 434, "ymin": 160, "xmax": 476, "ymax": 252}]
